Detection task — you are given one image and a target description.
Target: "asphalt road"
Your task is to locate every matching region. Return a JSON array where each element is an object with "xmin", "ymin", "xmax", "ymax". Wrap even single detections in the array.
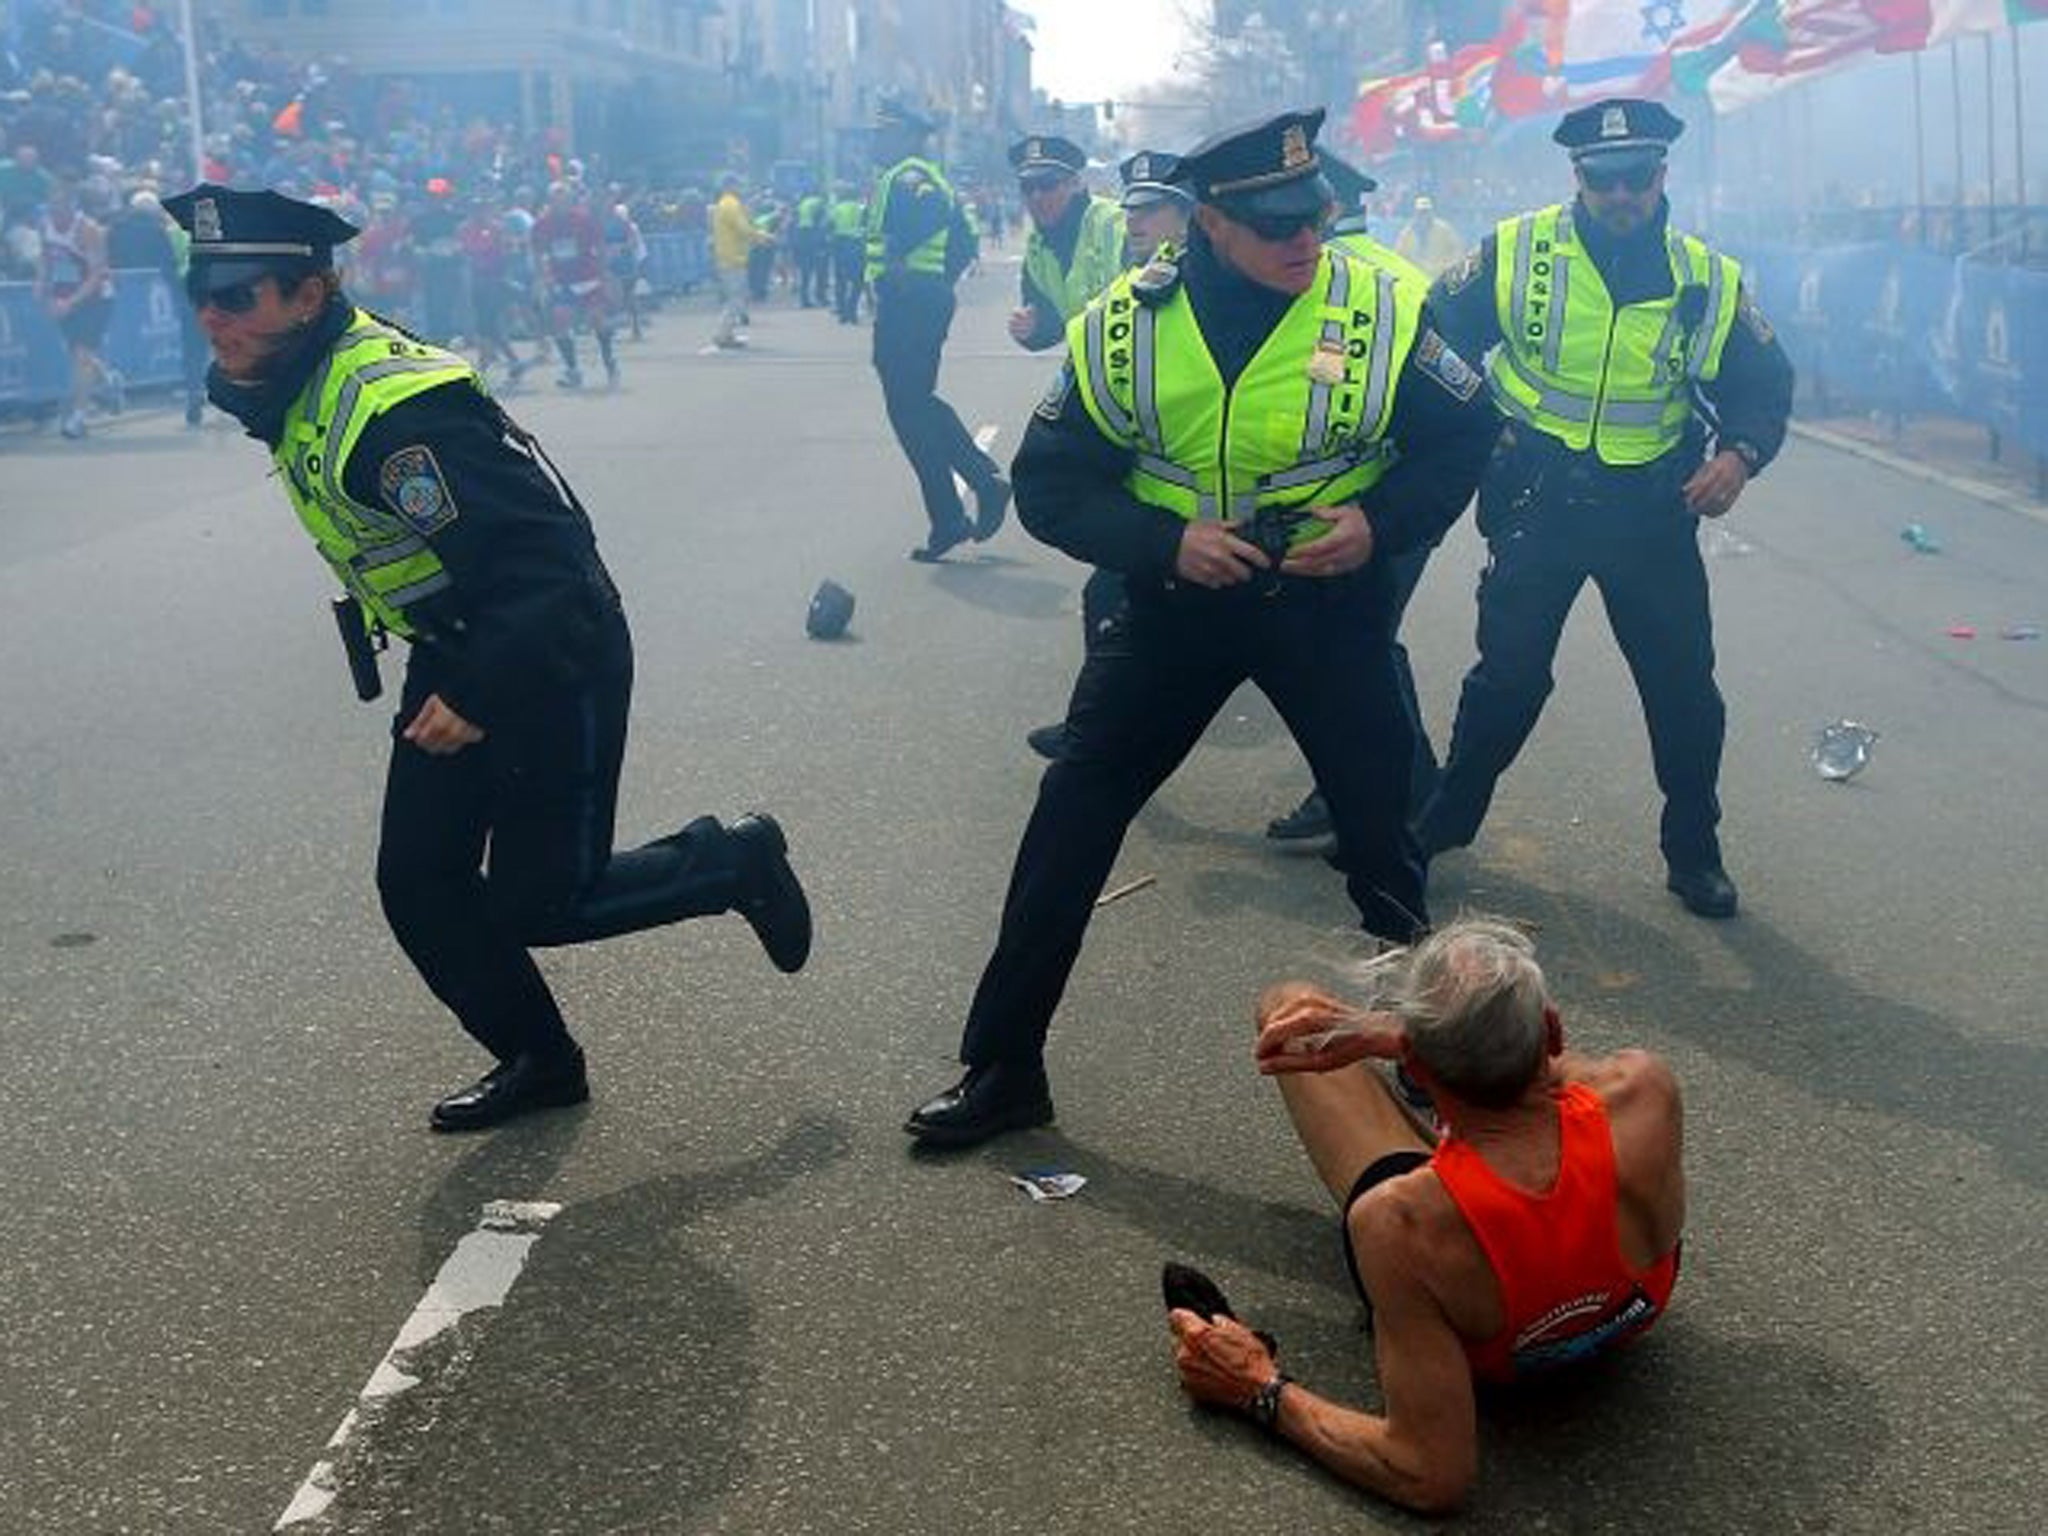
[{"xmin": 3, "ymin": 261, "xmax": 2045, "ymax": 1535}]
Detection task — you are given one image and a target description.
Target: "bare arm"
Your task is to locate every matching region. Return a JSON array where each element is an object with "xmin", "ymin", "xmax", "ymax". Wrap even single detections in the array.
[{"xmin": 1167, "ymin": 1195, "xmax": 1477, "ymax": 1514}]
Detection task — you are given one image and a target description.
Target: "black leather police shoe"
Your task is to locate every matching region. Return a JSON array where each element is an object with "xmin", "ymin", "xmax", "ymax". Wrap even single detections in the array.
[
  {"xmin": 1667, "ymin": 863, "xmax": 1739, "ymax": 919},
  {"xmin": 430, "ymin": 1048, "xmax": 589, "ymax": 1133},
  {"xmin": 972, "ymin": 475, "xmax": 1012, "ymax": 542},
  {"xmin": 729, "ymin": 813, "xmax": 813, "ymax": 973},
  {"xmin": 904, "ymin": 1061, "xmax": 1054, "ymax": 1149},
  {"xmin": 1265, "ymin": 788, "xmax": 1332, "ymax": 842},
  {"xmin": 909, "ymin": 520, "xmax": 974, "ymax": 563},
  {"xmin": 1026, "ymin": 721, "xmax": 1072, "ymax": 761}
]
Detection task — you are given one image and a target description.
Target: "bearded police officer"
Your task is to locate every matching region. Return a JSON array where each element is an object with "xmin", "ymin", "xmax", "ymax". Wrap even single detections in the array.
[
  {"xmin": 1414, "ymin": 99, "xmax": 1794, "ymax": 918},
  {"xmin": 904, "ymin": 109, "xmax": 1501, "ymax": 1149},
  {"xmin": 165, "ymin": 185, "xmax": 813, "ymax": 1131},
  {"xmin": 1006, "ymin": 134, "xmax": 1127, "ymax": 352},
  {"xmin": 865, "ymin": 97, "xmax": 1010, "ymax": 561}
]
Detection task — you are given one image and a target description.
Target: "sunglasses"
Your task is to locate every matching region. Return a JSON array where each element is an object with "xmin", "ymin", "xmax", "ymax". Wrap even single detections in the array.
[
  {"xmin": 1019, "ymin": 175, "xmax": 1068, "ymax": 194},
  {"xmin": 185, "ymin": 276, "xmax": 269, "ymax": 313},
  {"xmin": 1580, "ymin": 161, "xmax": 1660, "ymax": 194},
  {"xmin": 1235, "ymin": 208, "xmax": 1326, "ymax": 243}
]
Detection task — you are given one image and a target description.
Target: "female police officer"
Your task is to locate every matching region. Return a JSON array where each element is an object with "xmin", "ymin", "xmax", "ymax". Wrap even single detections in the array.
[{"xmin": 165, "ymin": 184, "xmax": 812, "ymax": 1131}]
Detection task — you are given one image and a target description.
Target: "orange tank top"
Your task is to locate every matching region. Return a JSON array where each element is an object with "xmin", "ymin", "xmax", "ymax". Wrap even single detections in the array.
[{"xmin": 1431, "ymin": 1081, "xmax": 1678, "ymax": 1383}]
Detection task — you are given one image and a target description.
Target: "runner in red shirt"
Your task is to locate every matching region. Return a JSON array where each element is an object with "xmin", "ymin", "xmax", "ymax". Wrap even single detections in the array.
[
  {"xmin": 531, "ymin": 181, "xmax": 618, "ymax": 389},
  {"xmin": 1167, "ymin": 917, "xmax": 1687, "ymax": 1513}
]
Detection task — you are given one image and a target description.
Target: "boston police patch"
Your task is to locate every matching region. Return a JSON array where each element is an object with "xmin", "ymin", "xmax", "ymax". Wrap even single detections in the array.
[
  {"xmin": 377, "ymin": 443, "xmax": 459, "ymax": 534},
  {"xmin": 1036, "ymin": 358, "xmax": 1076, "ymax": 422},
  {"xmin": 1415, "ymin": 329, "xmax": 1482, "ymax": 402}
]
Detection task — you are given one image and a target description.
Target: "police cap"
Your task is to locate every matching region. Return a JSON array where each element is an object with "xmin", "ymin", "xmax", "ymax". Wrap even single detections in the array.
[
  {"xmin": 1176, "ymin": 107, "xmax": 1332, "ymax": 221},
  {"xmin": 162, "ymin": 182, "xmax": 358, "ymax": 289},
  {"xmin": 1553, "ymin": 97, "xmax": 1684, "ymax": 165},
  {"xmin": 1319, "ymin": 151, "xmax": 1378, "ymax": 212},
  {"xmin": 1118, "ymin": 149, "xmax": 1189, "ymax": 210},
  {"xmin": 1010, "ymin": 134, "xmax": 1087, "ymax": 185},
  {"xmin": 874, "ymin": 94, "xmax": 936, "ymax": 136}
]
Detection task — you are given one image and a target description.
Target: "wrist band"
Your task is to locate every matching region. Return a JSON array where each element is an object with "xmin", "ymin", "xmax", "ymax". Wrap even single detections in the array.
[{"xmin": 1248, "ymin": 1373, "xmax": 1291, "ymax": 1435}]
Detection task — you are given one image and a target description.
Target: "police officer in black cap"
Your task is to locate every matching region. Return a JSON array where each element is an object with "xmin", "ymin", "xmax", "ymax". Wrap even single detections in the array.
[
  {"xmin": 1007, "ymin": 133, "xmax": 1126, "ymax": 352},
  {"xmin": 163, "ymin": 183, "xmax": 813, "ymax": 1130},
  {"xmin": 1415, "ymin": 98, "xmax": 1794, "ymax": 918},
  {"xmin": 1264, "ymin": 151, "xmax": 1447, "ymax": 844},
  {"xmin": 904, "ymin": 109, "xmax": 1500, "ymax": 1149},
  {"xmin": 863, "ymin": 98, "xmax": 1009, "ymax": 561},
  {"xmin": 1020, "ymin": 147, "xmax": 1190, "ymax": 763}
]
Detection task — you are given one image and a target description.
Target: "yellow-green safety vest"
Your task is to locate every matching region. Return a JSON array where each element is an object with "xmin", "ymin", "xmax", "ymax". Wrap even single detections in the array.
[
  {"xmin": 1488, "ymin": 204, "xmax": 1741, "ymax": 466},
  {"xmin": 830, "ymin": 197, "xmax": 865, "ymax": 238},
  {"xmin": 864, "ymin": 156, "xmax": 955, "ymax": 282},
  {"xmin": 1328, "ymin": 226, "xmax": 1431, "ymax": 289},
  {"xmin": 274, "ymin": 308, "xmax": 478, "ymax": 639},
  {"xmin": 1023, "ymin": 195, "xmax": 1127, "ymax": 322},
  {"xmin": 1069, "ymin": 247, "xmax": 1421, "ymax": 544}
]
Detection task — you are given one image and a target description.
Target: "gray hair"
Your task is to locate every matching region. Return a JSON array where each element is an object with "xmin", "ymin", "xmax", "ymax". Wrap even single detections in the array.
[{"xmin": 1387, "ymin": 917, "xmax": 1551, "ymax": 1109}]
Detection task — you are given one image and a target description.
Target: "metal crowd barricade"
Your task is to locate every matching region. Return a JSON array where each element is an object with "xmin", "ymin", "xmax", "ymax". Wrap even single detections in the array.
[{"xmin": 2, "ymin": 268, "xmax": 191, "ymax": 412}]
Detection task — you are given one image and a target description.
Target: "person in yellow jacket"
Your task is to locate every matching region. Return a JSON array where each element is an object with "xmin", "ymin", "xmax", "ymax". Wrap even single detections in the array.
[
  {"xmin": 710, "ymin": 173, "xmax": 769, "ymax": 348},
  {"xmin": 164, "ymin": 184, "xmax": 812, "ymax": 1132},
  {"xmin": 1006, "ymin": 133, "xmax": 1126, "ymax": 351},
  {"xmin": 1392, "ymin": 195, "xmax": 1466, "ymax": 278},
  {"xmin": 903, "ymin": 109, "xmax": 1501, "ymax": 1150},
  {"xmin": 1414, "ymin": 99, "xmax": 1794, "ymax": 918}
]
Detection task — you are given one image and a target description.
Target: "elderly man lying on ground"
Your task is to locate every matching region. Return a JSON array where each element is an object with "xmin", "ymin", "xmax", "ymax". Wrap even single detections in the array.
[{"xmin": 1165, "ymin": 917, "xmax": 1687, "ymax": 1512}]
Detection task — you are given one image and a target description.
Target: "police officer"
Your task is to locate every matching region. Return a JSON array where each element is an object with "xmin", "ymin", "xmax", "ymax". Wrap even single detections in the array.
[
  {"xmin": 1118, "ymin": 149, "xmax": 1192, "ymax": 265},
  {"xmin": 904, "ymin": 109, "xmax": 1500, "ymax": 1149},
  {"xmin": 865, "ymin": 97, "xmax": 1009, "ymax": 561},
  {"xmin": 828, "ymin": 180, "xmax": 866, "ymax": 324},
  {"xmin": 1005, "ymin": 134, "xmax": 1127, "ymax": 352},
  {"xmin": 1414, "ymin": 100, "xmax": 1794, "ymax": 918},
  {"xmin": 164, "ymin": 185, "xmax": 813, "ymax": 1130},
  {"xmin": 793, "ymin": 184, "xmax": 828, "ymax": 308},
  {"xmin": 1021, "ymin": 149, "xmax": 1188, "ymax": 761},
  {"xmin": 1267, "ymin": 153, "xmax": 1450, "ymax": 843}
]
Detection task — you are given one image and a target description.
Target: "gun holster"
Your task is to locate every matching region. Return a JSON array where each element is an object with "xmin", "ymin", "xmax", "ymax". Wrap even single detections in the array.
[{"xmin": 331, "ymin": 595, "xmax": 387, "ymax": 702}]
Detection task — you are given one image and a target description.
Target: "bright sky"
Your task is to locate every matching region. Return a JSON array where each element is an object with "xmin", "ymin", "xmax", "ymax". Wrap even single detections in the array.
[{"xmin": 1019, "ymin": 0, "xmax": 1208, "ymax": 105}]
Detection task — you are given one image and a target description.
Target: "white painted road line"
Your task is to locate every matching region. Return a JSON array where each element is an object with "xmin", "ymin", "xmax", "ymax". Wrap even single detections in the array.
[{"xmin": 274, "ymin": 1199, "xmax": 563, "ymax": 1530}]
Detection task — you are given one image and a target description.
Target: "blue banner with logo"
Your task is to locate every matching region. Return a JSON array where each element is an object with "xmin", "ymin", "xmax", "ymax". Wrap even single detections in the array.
[
  {"xmin": 1730, "ymin": 239, "xmax": 2048, "ymax": 461},
  {"xmin": 1, "ymin": 270, "xmax": 194, "ymax": 411}
]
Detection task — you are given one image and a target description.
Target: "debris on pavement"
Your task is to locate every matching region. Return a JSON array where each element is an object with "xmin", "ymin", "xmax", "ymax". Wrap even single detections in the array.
[
  {"xmin": 1009, "ymin": 1170, "xmax": 1087, "ymax": 1202},
  {"xmin": 1094, "ymin": 874, "xmax": 1157, "ymax": 908},
  {"xmin": 1947, "ymin": 624, "xmax": 1977, "ymax": 639},
  {"xmin": 1900, "ymin": 523, "xmax": 1943, "ymax": 554},
  {"xmin": 2000, "ymin": 623, "xmax": 2041, "ymax": 641},
  {"xmin": 1812, "ymin": 720, "xmax": 1880, "ymax": 782}
]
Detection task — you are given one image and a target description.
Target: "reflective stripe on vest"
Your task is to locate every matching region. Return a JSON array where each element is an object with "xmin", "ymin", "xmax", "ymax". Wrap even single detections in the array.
[
  {"xmin": 274, "ymin": 309, "xmax": 478, "ymax": 637},
  {"xmin": 1486, "ymin": 204, "xmax": 1741, "ymax": 465},
  {"xmin": 864, "ymin": 156, "xmax": 953, "ymax": 281},
  {"xmin": 1023, "ymin": 197, "xmax": 1128, "ymax": 322},
  {"xmin": 1068, "ymin": 248, "xmax": 1419, "ymax": 536}
]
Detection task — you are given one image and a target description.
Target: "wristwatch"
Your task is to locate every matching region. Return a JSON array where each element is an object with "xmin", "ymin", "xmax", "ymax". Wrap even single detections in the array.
[
  {"xmin": 1727, "ymin": 439, "xmax": 1763, "ymax": 475},
  {"xmin": 1247, "ymin": 1373, "xmax": 1291, "ymax": 1435}
]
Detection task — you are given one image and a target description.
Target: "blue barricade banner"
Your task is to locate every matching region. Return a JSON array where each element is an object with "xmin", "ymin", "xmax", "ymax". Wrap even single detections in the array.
[
  {"xmin": 1728, "ymin": 239, "xmax": 2048, "ymax": 461},
  {"xmin": 643, "ymin": 231, "xmax": 709, "ymax": 293},
  {"xmin": 0, "ymin": 280, "xmax": 73, "ymax": 408},
  {"xmin": 104, "ymin": 269, "xmax": 190, "ymax": 390}
]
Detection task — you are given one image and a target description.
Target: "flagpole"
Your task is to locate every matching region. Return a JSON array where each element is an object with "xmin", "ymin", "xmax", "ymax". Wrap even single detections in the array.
[
  {"xmin": 1950, "ymin": 40, "xmax": 1965, "ymax": 248},
  {"xmin": 1912, "ymin": 49, "xmax": 1927, "ymax": 245},
  {"xmin": 1982, "ymin": 33, "xmax": 1997, "ymax": 242},
  {"xmin": 2013, "ymin": 27, "xmax": 2030, "ymax": 258},
  {"xmin": 178, "ymin": 0, "xmax": 205, "ymax": 185}
]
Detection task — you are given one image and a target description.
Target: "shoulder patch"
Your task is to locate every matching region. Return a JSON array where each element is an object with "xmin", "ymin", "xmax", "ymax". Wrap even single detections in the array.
[
  {"xmin": 1438, "ymin": 248, "xmax": 1484, "ymax": 297},
  {"xmin": 377, "ymin": 443, "xmax": 460, "ymax": 534},
  {"xmin": 1737, "ymin": 288, "xmax": 1775, "ymax": 345},
  {"xmin": 1414, "ymin": 328, "xmax": 1483, "ymax": 402},
  {"xmin": 1036, "ymin": 358, "xmax": 1076, "ymax": 422}
]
